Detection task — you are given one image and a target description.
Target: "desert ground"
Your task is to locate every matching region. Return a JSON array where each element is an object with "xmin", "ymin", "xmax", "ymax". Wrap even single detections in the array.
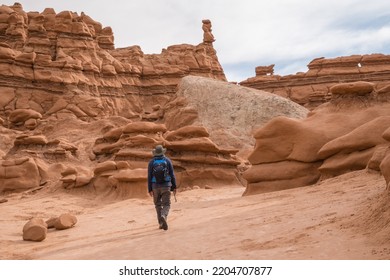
[{"xmin": 1, "ymin": 169, "xmax": 389, "ymax": 260}]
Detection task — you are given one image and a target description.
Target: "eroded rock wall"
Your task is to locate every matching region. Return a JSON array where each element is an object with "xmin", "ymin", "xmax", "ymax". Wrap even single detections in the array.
[
  {"xmin": 0, "ymin": 3, "xmax": 230, "ymax": 197},
  {"xmin": 0, "ymin": 4, "xmax": 225, "ymax": 123},
  {"xmin": 92, "ymin": 121, "xmax": 242, "ymax": 191},
  {"xmin": 243, "ymin": 81, "xmax": 390, "ymax": 195},
  {"xmin": 240, "ymin": 55, "xmax": 390, "ymax": 109}
]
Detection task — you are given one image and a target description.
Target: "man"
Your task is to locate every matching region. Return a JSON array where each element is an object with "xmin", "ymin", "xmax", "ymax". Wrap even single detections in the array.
[{"xmin": 147, "ymin": 145, "xmax": 177, "ymax": 230}]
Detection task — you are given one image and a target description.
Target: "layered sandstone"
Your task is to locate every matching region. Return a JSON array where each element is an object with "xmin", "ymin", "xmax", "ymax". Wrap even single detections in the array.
[
  {"xmin": 240, "ymin": 54, "xmax": 390, "ymax": 109},
  {"xmin": 243, "ymin": 81, "xmax": 390, "ymax": 195},
  {"xmin": 92, "ymin": 121, "xmax": 242, "ymax": 192},
  {"xmin": 0, "ymin": 3, "xmax": 225, "ymax": 122},
  {"xmin": 0, "ymin": 157, "xmax": 40, "ymax": 193},
  {"xmin": 0, "ymin": 4, "xmax": 230, "ymax": 196},
  {"xmin": 2, "ymin": 3, "xmax": 389, "ymax": 199}
]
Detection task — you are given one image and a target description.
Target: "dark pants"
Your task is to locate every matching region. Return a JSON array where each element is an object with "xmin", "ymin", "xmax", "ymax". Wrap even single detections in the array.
[{"xmin": 152, "ymin": 187, "xmax": 171, "ymax": 224}]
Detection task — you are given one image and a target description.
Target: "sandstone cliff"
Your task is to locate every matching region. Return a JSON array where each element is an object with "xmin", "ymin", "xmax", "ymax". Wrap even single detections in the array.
[
  {"xmin": 0, "ymin": 3, "xmax": 225, "ymax": 123},
  {"xmin": 0, "ymin": 3, "xmax": 231, "ymax": 196},
  {"xmin": 240, "ymin": 54, "xmax": 390, "ymax": 109}
]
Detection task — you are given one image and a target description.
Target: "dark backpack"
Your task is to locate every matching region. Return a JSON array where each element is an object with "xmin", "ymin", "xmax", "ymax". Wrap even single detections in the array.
[{"xmin": 152, "ymin": 157, "xmax": 171, "ymax": 184}]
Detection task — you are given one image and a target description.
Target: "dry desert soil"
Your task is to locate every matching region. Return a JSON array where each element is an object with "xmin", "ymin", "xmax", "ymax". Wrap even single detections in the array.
[{"xmin": 1, "ymin": 170, "xmax": 389, "ymax": 260}]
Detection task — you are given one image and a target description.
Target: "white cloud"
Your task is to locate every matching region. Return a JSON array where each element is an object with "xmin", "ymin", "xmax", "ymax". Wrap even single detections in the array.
[{"xmin": 9, "ymin": 0, "xmax": 390, "ymax": 82}]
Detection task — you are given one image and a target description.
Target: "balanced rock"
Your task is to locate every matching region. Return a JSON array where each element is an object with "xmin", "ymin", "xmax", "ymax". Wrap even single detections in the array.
[{"xmin": 330, "ymin": 81, "xmax": 374, "ymax": 96}]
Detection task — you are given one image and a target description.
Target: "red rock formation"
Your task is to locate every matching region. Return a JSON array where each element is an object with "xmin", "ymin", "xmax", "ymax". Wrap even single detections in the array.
[
  {"xmin": 0, "ymin": 157, "xmax": 41, "ymax": 193},
  {"xmin": 163, "ymin": 76, "xmax": 308, "ymax": 157},
  {"xmin": 3, "ymin": 4, "xmax": 388, "ymax": 199},
  {"xmin": 0, "ymin": 4, "xmax": 225, "ymax": 122},
  {"xmin": 92, "ymin": 121, "xmax": 242, "ymax": 191},
  {"xmin": 0, "ymin": 4, "xmax": 231, "ymax": 196},
  {"xmin": 202, "ymin": 19, "xmax": 215, "ymax": 44},
  {"xmin": 243, "ymin": 81, "xmax": 390, "ymax": 195},
  {"xmin": 240, "ymin": 54, "xmax": 390, "ymax": 109}
]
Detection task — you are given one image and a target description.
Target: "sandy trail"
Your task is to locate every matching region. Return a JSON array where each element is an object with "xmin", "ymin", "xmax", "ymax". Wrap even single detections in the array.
[{"xmin": 0, "ymin": 170, "xmax": 389, "ymax": 260}]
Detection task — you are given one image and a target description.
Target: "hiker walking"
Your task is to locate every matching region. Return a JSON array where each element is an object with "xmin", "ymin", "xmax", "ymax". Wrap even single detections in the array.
[{"xmin": 148, "ymin": 145, "xmax": 177, "ymax": 230}]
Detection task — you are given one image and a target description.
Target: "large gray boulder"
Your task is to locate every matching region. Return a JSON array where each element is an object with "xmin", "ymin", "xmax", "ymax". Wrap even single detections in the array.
[{"xmin": 164, "ymin": 76, "xmax": 308, "ymax": 157}]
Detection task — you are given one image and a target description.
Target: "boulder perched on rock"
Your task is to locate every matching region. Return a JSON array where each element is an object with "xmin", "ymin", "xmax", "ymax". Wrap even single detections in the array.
[
  {"xmin": 23, "ymin": 218, "xmax": 47, "ymax": 242},
  {"xmin": 330, "ymin": 81, "xmax": 375, "ymax": 96}
]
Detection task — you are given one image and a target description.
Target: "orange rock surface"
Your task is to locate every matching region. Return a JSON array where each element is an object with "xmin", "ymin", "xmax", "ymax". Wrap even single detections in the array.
[
  {"xmin": 240, "ymin": 55, "xmax": 390, "ymax": 109},
  {"xmin": 0, "ymin": 3, "xmax": 389, "ymax": 260}
]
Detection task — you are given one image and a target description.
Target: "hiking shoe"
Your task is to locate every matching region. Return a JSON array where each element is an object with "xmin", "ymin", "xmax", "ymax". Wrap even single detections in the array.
[
  {"xmin": 158, "ymin": 217, "xmax": 163, "ymax": 229},
  {"xmin": 161, "ymin": 216, "xmax": 168, "ymax": 230}
]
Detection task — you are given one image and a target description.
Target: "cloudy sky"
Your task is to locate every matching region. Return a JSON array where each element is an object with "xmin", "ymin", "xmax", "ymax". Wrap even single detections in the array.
[{"xmin": 9, "ymin": 0, "xmax": 390, "ymax": 82}]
